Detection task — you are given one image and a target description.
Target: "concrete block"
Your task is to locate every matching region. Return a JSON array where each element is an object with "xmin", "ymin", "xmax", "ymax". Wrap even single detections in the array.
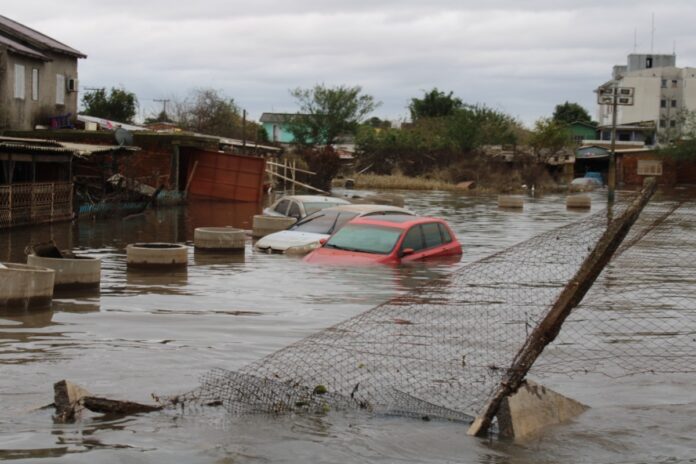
[
  {"xmin": 566, "ymin": 194, "xmax": 592, "ymax": 210},
  {"xmin": 0, "ymin": 262, "xmax": 55, "ymax": 310},
  {"xmin": 498, "ymin": 195, "xmax": 524, "ymax": 209},
  {"xmin": 194, "ymin": 227, "xmax": 245, "ymax": 251},
  {"xmin": 53, "ymin": 380, "xmax": 91, "ymax": 423},
  {"xmin": 126, "ymin": 243, "xmax": 188, "ymax": 269},
  {"xmin": 252, "ymin": 215, "xmax": 297, "ymax": 238},
  {"xmin": 496, "ymin": 380, "xmax": 588, "ymax": 441},
  {"xmin": 27, "ymin": 255, "xmax": 101, "ymax": 290}
]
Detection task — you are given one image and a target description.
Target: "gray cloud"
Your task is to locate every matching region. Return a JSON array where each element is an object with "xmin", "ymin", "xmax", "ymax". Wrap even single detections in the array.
[{"xmin": 5, "ymin": 1, "xmax": 696, "ymax": 125}]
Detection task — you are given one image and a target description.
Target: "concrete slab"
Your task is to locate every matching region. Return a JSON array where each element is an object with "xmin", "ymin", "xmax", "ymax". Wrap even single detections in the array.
[{"xmin": 496, "ymin": 380, "xmax": 589, "ymax": 441}]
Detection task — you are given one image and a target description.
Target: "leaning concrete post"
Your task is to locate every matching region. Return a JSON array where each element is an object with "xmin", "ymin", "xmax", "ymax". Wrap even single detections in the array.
[{"xmin": 468, "ymin": 178, "xmax": 657, "ymax": 437}]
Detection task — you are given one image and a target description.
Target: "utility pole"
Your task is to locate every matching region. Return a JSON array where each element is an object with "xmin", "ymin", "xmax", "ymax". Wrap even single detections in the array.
[
  {"xmin": 608, "ymin": 83, "xmax": 618, "ymax": 203},
  {"xmin": 154, "ymin": 99, "xmax": 170, "ymax": 117},
  {"xmin": 242, "ymin": 109, "xmax": 247, "ymax": 153},
  {"xmin": 597, "ymin": 84, "xmax": 634, "ymax": 204}
]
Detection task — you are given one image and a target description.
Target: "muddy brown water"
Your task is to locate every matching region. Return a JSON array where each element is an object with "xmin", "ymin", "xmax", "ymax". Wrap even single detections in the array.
[{"xmin": 0, "ymin": 189, "xmax": 694, "ymax": 463}]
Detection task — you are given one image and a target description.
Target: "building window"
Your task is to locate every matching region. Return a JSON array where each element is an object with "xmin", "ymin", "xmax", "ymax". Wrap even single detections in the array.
[
  {"xmin": 670, "ymin": 120, "xmax": 677, "ymax": 128},
  {"xmin": 56, "ymin": 74, "xmax": 65, "ymax": 105},
  {"xmin": 659, "ymin": 119, "xmax": 666, "ymax": 128},
  {"xmin": 661, "ymin": 79, "xmax": 667, "ymax": 88},
  {"xmin": 660, "ymin": 99, "xmax": 666, "ymax": 108},
  {"xmin": 646, "ymin": 57, "xmax": 653, "ymax": 68},
  {"xmin": 32, "ymin": 68, "xmax": 39, "ymax": 101},
  {"xmin": 637, "ymin": 159, "xmax": 662, "ymax": 176},
  {"xmin": 671, "ymin": 99, "xmax": 677, "ymax": 108},
  {"xmin": 14, "ymin": 64, "xmax": 25, "ymax": 99},
  {"xmin": 672, "ymin": 79, "xmax": 678, "ymax": 88}
]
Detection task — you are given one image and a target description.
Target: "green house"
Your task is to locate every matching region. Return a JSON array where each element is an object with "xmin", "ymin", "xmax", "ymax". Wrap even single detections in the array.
[
  {"xmin": 567, "ymin": 121, "xmax": 598, "ymax": 144},
  {"xmin": 260, "ymin": 113, "xmax": 297, "ymax": 144}
]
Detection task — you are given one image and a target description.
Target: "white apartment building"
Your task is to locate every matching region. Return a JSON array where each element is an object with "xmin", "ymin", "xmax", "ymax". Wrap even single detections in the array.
[{"xmin": 597, "ymin": 53, "xmax": 696, "ymax": 144}]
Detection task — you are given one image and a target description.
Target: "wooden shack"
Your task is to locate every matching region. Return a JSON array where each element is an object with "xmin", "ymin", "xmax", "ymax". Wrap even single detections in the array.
[{"xmin": 180, "ymin": 147, "xmax": 267, "ymax": 203}]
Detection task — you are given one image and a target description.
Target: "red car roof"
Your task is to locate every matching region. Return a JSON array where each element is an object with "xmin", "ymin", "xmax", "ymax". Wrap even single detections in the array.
[{"xmin": 346, "ymin": 214, "xmax": 446, "ymax": 229}]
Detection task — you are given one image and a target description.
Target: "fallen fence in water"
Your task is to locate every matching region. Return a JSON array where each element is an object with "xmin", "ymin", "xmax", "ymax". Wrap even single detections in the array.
[{"xmin": 115, "ymin": 178, "xmax": 692, "ymax": 436}]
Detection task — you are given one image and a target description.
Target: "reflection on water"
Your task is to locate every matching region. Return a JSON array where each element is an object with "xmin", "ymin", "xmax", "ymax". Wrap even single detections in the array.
[{"xmin": 1, "ymin": 189, "xmax": 693, "ymax": 463}]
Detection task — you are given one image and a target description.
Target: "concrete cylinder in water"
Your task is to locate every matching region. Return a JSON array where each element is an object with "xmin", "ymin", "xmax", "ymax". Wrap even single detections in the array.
[
  {"xmin": 27, "ymin": 254, "xmax": 101, "ymax": 290},
  {"xmin": 126, "ymin": 243, "xmax": 188, "ymax": 269},
  {"xmin": 498, "ymin": 195, "xmax": 524, "ymax": 209},
  {"xmin": 0, "ymin": 262, "xmax": 55, "ymax": 310},
  {"xmin": 194, "ymin": 227, "xmax": 245, "ymax": 251},
  {"xmin": 352, "ymin": 193, "xmax": 406, "ymax": 207},
  {"xmin": 566, "ymin": 194, "xmax": 592, "ymax": 210},
  {"xmin": 252, "ymin": 215, "xmax": 296, "ymax": 238}
]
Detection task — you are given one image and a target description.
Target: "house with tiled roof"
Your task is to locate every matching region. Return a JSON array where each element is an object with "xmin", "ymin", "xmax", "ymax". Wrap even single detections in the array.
[{"xmin": 0, "ymin": 14, "xmax": 86, "ymax": 130}]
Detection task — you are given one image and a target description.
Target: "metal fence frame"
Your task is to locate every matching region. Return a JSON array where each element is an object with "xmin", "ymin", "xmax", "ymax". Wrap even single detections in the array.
[{"xmin": 0, "ymin": 182, "xmax": 73, "ymax": 229}]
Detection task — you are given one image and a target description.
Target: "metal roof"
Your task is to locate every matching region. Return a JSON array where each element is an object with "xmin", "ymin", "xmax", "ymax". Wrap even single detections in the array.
[
  {"xmin": 0, "ymin": 136, "xmax": 137, "ymax": 157},
  {"xmin": 0, "ymin": 15, "xmax": 86, "ymax": 59},
  {"xmin": 259, "ymin": 113, "xmax": 309, "ymax": 123},
  {"xmin": 0, "ymin": 33, "xmax": 48, "ymax": 60}
]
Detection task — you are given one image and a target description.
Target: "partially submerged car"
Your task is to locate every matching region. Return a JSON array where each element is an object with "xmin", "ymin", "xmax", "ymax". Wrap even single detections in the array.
[
  {"xmin": 303, "ymin": 215, "xmax": 462, "ymax": 265},
  {"xmin": 255, "ymin": 204, "xmax": 414, "ymax": 254},
  {"xmin": 263, "ymin": 195, "xmax": 351, "ymax": 220},
  {"xmin": 569, "ymin": 176, "xmax": 602, "ymax": 192}
]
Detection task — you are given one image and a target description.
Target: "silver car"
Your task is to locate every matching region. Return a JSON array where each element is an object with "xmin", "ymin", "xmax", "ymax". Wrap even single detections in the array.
[
  {"xmin": 263, "ymin": 195, "xmax": 351, "ymax": 220},
  {"xmin": 255, "ymin": 204, "xmax": 414, "ymax": 254}
]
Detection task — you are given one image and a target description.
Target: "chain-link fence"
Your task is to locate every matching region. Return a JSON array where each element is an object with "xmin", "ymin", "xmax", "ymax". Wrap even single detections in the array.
[
  {"xmin": 170, "ymin": 185, "xmax": 695, "ymax": 431},
  {"xmin": 533, "ymin": 199, "xmax": 696, "ymax": 378}
]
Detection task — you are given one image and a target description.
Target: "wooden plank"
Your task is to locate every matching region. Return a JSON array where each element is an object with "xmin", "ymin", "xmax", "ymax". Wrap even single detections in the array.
[
  {"xmin": 265, "ymin": 169, "xmax": 329, "ymax": 194},
  {"xmin": 467, "ymin": 177, "xmax": 657, "ymax": 437}
]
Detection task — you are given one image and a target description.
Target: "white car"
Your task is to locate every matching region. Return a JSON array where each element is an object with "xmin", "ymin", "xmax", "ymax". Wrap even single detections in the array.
[
  {"xmin": 569, "ymin": 177, "xmax": 602, "ymax": 192},
  {"xmin": 263, "ymin": 195, "xmax": 351, "ymax": 220},
  {"xmin": 255, "ymin": 204, "xmax": 414, "ymax": 254}
]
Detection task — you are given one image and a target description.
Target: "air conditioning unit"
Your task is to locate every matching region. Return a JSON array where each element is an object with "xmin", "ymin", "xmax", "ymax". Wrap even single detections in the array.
[{"xmin": 66, "ymin": 78, "xmax": 78, "ymax": 92}]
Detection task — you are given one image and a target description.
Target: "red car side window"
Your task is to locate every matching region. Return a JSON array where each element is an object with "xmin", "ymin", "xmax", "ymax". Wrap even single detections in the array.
[
  {"xmin": 438, "ymin": 223, "xmax": 452, "ymax": 243},
  {"xmin": 402, "ymin": 226, "xmax": 424, "ymax": 251},
  {"xmin": 422, "ymin": 222, "xmax": 442, "ymax": 249}
]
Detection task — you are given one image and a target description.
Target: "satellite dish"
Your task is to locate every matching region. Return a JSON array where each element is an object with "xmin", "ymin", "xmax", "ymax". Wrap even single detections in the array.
[{"xmin": 115, "ymin": 127, "xmax": 134, "ymax": 147}]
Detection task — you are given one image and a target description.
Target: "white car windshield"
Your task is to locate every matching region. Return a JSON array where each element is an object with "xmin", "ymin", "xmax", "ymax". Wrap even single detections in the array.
[
  {"xmin": 324, "ymin": 224, "xmax": 402, "ymax": 254},
  {"xmin": 292, "ymin": 211, "xmax": 358, "ymax": 234},
  {"xmin": 303, "ymin": 202, "xmax": 345, "ymax": 216}
]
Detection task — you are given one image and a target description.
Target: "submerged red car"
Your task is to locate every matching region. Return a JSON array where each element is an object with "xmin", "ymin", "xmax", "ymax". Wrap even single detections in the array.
[{"xmin": 303, "ymin": 215, "xmax": 462, "ymax": 265}]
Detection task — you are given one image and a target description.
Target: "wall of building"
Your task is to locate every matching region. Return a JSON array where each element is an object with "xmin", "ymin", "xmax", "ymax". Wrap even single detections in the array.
[
  {"xmin": 682, "ymin": 68, "xmax": 696, "ymax": 115},
  {"xmin": 609, "ymin": 75, "xmax": 661, "ymax": 125},
  {"xmin": 1, "ymin": 50, "xmax": 79, "ymax": 130},
  {"xmin": 262, "ymin": 122, "xmax": 295, "ymax": 144},
  {"xmin": 620, "ymin": 154, "xmax": 677, "ymax": 186},
  {"xmin": 627, "ymin": 54, "xmax": 676, "ymax": 72}
]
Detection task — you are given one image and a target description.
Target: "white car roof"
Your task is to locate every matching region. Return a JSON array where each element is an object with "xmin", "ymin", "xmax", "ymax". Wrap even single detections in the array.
[
  {"xmin": 321, "ymin": 204, "xmax": 413, "ymax": 214},
  {"xmin": 275, "ymin": 195, "xmax": 350, "ymax": 203}
]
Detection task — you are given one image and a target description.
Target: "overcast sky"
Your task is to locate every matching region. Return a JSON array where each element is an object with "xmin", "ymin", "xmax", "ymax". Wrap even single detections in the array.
[{"xmin": 5, "ymin": 1, "xmax": 696, "ymax": 126}]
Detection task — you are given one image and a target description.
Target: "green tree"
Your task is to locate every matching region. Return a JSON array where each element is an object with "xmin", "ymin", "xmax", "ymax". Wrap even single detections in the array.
[
  {"xmin": 81, "ymin": 87, "xmax": 138, "ymax": 123},
  {"xmin": 365, "ymin": 116, "xmax": 392, "ymax": 129},
  {"xmin": 552, "ymin": 101, "xmax": 592, "ymax": 124},
  {"xmin": 409, "ymin": 88, "xmax": 463, "ymax": 121},
  {"xmin": 144, "ymin": 110, "xmax": 173, "ymax": 124},
  {"xmin": 288, "ymin": 84, "xmax": 379, "ymax": 146},
  {"xmin": 447, "ymin": 104, "xmax": 521, "ymax": 151},
  {"xmin": 173, "ymin": 88, "xmax": 261, "ymax": 140},
  {"xmin": 659, "ymin": 109, "xmax": 696, "ymax": 159},
  {"xmin": 528, "ymin": 117, "xmax": 573, "ymax": 160}
]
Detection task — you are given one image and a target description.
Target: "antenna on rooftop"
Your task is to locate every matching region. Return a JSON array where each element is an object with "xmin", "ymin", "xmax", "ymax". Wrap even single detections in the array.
[
  {"xmin": 650, "ymin": 13, "xmax": 655, "ymax": 54},
  {"xmin": 633, "ymin": 28, "xmax": 637, "ymax": 53}
]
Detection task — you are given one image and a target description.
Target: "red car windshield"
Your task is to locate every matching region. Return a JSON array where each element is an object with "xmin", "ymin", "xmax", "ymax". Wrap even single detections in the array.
[{"xmin": 324, "ymin": 224, "xmax": 403, "ymax": 254}]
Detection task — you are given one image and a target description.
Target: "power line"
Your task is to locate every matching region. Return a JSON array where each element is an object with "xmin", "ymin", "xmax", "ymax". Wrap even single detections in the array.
[{"xmin": 153, "ymin": 98, "xmax": 171, "ymax": 115}]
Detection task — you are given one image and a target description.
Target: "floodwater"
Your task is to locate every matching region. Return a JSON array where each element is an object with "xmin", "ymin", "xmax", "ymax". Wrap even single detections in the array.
[{"xmin": 0, "ymin": 188, "xmax": 693, "ymax": 463}]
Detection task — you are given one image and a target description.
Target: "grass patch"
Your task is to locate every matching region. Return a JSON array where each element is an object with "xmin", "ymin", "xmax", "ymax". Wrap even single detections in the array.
[{"xmin": 336, "ymin": 174, "xmax": 459, "ymax": 191}]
